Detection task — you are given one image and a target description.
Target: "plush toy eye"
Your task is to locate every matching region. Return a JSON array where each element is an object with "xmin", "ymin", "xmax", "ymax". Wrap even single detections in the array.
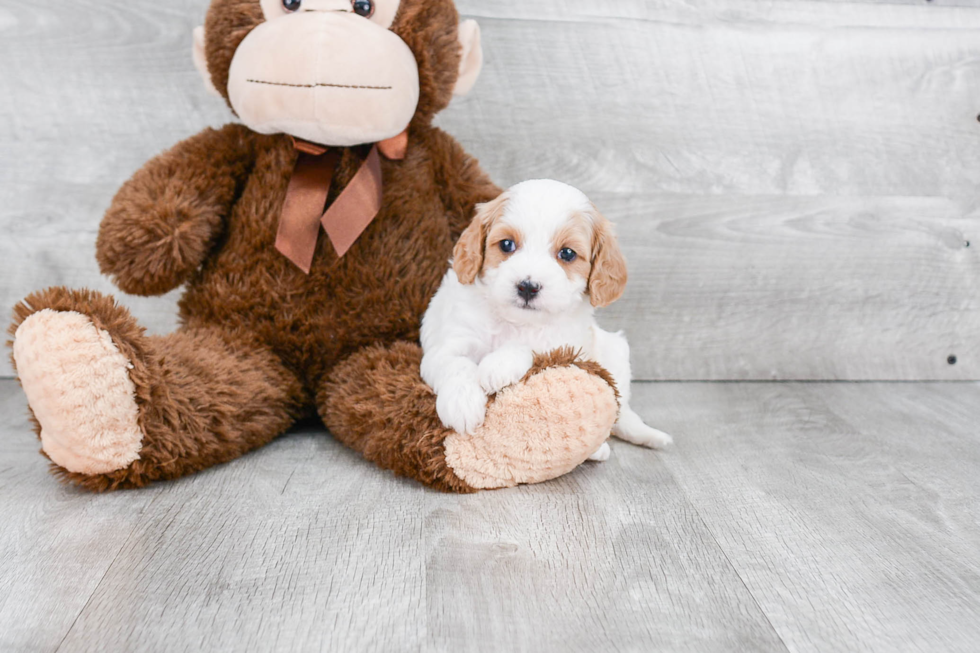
[
  {"xmin": 352, "ymin": 0, "xmax": 375, "ymax": 17},
  {"xmin": 282, "ymin": 0, "xmax": 302, "ymax": 11},
  {"xmin": 499, "ymin": 240, "xmax": 517, "ymax": 254},
  {"xmin": 559, "ymin": 248, "xmax": 578, "ymax": 263}
]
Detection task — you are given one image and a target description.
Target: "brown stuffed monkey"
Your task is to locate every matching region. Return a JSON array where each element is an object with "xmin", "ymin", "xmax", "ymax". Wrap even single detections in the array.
[{"xmin": 7, "ymin": 0, "xmax": 619, "ymax": 493}]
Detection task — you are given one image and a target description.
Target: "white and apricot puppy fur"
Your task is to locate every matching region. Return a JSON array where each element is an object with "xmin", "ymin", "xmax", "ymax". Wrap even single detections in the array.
[{"xmin": 420, "ymin": 179, "xmax": 672, "ymax": 461}]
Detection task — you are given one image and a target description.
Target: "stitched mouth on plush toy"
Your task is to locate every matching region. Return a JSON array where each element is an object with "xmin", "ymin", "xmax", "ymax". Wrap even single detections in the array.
[{"xmin": 246, "ymin": 79, "xmax": 393, "ymax": 91}]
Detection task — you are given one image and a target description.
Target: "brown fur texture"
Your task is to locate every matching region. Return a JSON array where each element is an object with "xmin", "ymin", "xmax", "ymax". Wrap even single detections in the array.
[
  {"xmin": 97, "ymin": 125, "xmax": 257, "ymax": 297},
  {"xmin": 10, "ymin": 287, "xmax": 306, "ymax": 492},
  {"xmin": 7, "ymin": 0, "xmax": 620, "ymax": 492},
  {"xmin": 319, "ymin": 342, "xmax": 477, "ymax": 493},
  {"xmin": 320, "ymin": 344, "xmax": 619, "ymax": 492}
]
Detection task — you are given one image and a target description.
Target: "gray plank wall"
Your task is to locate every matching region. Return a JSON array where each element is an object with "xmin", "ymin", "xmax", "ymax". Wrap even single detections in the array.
[{"xmin": 1, "ymin": 0, "xmax": 978, "ymax": 380}]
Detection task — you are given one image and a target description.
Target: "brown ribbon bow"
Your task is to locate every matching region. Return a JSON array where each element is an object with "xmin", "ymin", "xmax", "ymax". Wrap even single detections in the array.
[{"xmin": 275, "ymin": 130, "xmax": 409, "ymax": 274}]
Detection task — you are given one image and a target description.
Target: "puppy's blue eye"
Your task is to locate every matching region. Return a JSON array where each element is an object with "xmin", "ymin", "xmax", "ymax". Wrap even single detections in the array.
[
  {"xmin": 282, "ymin": 0, "xmax": 301, "ymax": 11},
  {"xmin": 559, "ymin": 248, "xmax": 577, "ymax": 262},
  {"xmin": 499, "ymin": 240, "xmax": 517, "ymax": 254}
]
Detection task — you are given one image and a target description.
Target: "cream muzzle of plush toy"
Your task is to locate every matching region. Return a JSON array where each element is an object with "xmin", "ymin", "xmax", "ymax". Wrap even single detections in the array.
[{"xmin": 192, "ymin": 0, "xmax": 483, "ymax": 148}]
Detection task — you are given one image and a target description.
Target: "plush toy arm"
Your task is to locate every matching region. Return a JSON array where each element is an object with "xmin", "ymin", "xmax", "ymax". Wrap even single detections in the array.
[
  {"xmin": 96, "ymin": 124, "xmax": 258, "ymax": 296},
  {"xmin": 427, "ymin": 127, "xmax": 502, "ymax": 239}
]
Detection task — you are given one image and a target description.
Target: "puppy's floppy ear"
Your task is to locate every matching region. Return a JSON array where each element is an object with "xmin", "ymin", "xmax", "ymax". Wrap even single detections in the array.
[
  {"xmin": 588, "ymin": 208, "xmax": 628, "ymax": 308},
  {"xmin": 454, "ymin": 193, "xmax": 508, "ymax": 284}
]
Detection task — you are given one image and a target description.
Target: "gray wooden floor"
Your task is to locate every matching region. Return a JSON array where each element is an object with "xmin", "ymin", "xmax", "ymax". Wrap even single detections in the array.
[{"xmin": 2, "ymin": 380, "xmax": 979, "ymax": 652}]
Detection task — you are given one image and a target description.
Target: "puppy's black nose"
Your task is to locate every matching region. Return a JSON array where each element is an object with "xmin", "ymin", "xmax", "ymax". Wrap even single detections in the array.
[{"xmin": 517, "ymin": 280, "xmax": 541, "ymax": 302}]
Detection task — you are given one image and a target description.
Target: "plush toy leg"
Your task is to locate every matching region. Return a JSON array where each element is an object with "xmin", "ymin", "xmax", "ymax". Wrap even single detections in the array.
[
  {"xmin": 8, "ymin": 288, "xmax": 305, "ymax": 491},
  {"xmin": 318, "ymin": 342, "xmax": 619, "ymax": 492}
]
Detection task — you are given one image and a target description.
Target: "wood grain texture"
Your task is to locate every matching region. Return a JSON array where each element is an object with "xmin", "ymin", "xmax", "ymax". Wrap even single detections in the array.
[
  {"xmin": 457, "ymin": 0, "xmax": 980, "ymax": 22},
  {"xmin": 4, "ymin": 378, "xmax": 980, "ymax": 651},
  {"xmin": 424, "ymin": 461, "xmax": 785, "ymax": 653},
  {"xmin": 637, "ymin": 381, "xmax": 980, "ymax": 653},
  {"xmin": 448, "ymin": 0, "xmax": 980, "ymax": 198},
  {"xmin": 2, "ymin": 0, "xmax": 980, "ymax": 380},
  {"xmin": 0, "ymin": 381, "xmax": 786, "ymax": 653},
  {"xmin": 55, "ymin": 429, "xmax": 428, "ymax": 653},
  {"xmin": 0, "ymin": 382, "xmax": 165, "ymax": 652},
  {"xmin": 0, "ymin": 0, "xmax": 216, "ymax": 375},
  {"xmin": 600, "ymin": 193, "xmax": 980, "ymax": 380}
]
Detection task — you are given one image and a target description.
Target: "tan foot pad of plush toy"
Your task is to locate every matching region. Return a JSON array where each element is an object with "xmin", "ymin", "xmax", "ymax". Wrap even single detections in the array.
[
  {"xmin": 444, "ymin": 354, "xmax": 619, "ymax": 490},
  {"xmin": 13, "ymin": 309, "xmax": 143, "ymax": 476},
  {"xmin": 322, "ymin": 344, "xmax": 618, "ymax": 493}
]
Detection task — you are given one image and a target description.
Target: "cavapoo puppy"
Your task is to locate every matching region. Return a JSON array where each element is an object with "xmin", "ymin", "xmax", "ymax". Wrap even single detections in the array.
[{"xmin": 420, "ymin": 179, "xmax": 672, "ymax": 461}]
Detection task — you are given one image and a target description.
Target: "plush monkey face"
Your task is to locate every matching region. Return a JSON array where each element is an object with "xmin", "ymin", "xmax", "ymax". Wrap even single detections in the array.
[{"xmin": 194, "ymin": 0, "xmax": 483, "ymax": 147}]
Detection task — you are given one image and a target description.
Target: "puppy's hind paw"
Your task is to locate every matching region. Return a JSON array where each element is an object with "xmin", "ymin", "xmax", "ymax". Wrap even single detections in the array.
[
  {"xmin": 587, "ymin": 441, "xmax": 611, "ymax": 462},
  {"xmin": 625, "ymin": 427, "xmax": 674, "ymax": 450},
  {"xmin": 613, "ymin": 407, "xmax": 674, "ymax": 450}
]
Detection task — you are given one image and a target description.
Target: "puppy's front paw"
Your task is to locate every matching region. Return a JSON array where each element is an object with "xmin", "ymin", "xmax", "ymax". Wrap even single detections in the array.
[
  {"xmin": 436, "ymin": 382, "xmax": 488, "ymax": 435},
  {"xmin": 478, "ymin": 347, "xmax": 534, "ymax": 395}
]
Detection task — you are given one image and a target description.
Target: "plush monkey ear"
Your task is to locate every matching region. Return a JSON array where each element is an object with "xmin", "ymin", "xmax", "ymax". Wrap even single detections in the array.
[
  {"xmin": 454, "ymin": 20, "xmax": 483, "ymax": 97},
  {"xmin": 588, "ymin": 210, "xmax": 629, "ymax": 308},
  {"xmin": 193, "ymin": 26, "xmax": 222, "ymax": 98}
]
